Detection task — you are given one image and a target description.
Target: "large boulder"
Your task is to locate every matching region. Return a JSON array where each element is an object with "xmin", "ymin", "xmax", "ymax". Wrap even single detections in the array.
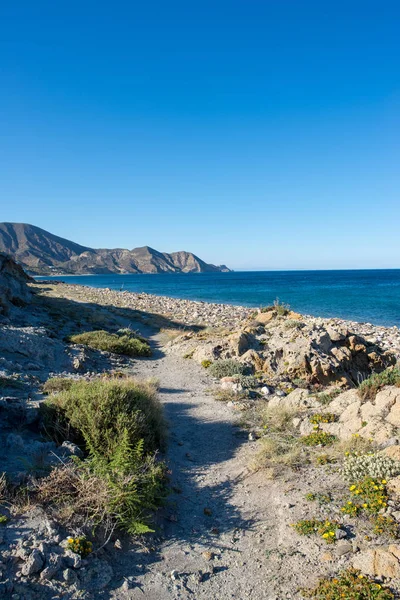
[
  {"xmin": 0, "ymin": 252, "xmax": 31, "ymax": 314},
  {"xmin": 353, "ymin": 545, "xmax": 400, "ymax": 579}
]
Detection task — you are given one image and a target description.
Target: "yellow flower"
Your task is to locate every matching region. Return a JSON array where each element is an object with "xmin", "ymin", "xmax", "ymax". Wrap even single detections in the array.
[
  {"xmin": 382, "ymin": 480, "xmax": 387, "ymax": 484},
  {"xmin": 358, "ymin": 574, "xmax": 364, "ymax": 579},
  {"xmin": 349, "ymin": 485, "xmax": 356, "ymax": 491},
  {"xmin": 362, "ymin": 503, "xmax": 368, "ymax": 508},
  {"xmin": 68, "ymin": 538, "xmax": 73, "ymax": 543},
  {"xmin": 329, "ymin": 531, "xmax": 335, "ymax": 536},
  {"xmin": 322, "ymin": 533, "xmax": 329, "ymax": 538},
  {"xmin": 348, "ymin": 501, "xmax": 353, "ymax": 505}
]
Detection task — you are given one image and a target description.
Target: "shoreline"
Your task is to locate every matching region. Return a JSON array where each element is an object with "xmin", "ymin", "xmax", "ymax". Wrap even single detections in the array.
[{"xmin": 35, "ymin": 281, "xmax": 400, "ymax": 357}]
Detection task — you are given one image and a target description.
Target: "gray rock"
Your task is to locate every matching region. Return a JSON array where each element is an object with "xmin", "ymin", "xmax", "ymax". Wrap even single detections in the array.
[
  {"xmin": 21, "ymin": 549, "xmax": 44, "ymax": 576},
  {"xmin": 63, "ymin": 549, "xmax": 82, "ymax": 569},
  {"xmin": 380, "ymin": 437, "xmax": 399, "ymax": 449},
  {"xmin": 40, "ymin": 552, "xmax": 62, "ymax": 581},
  {"xmin": 78, "ymin": 558, "xmax": 113, "ymax": 590},
  {"xmin": 335, "ymin": 528, "xmax": 347, "ymax": 540},
  {"xmin": 336, "ymin": 542, "xmax": 353, "ymax": 556},
  {"xmin": 60, "ymin": 441, "xmax": 84, "ymax": 458},
  {"xmin": 63, "ymin": 568, "xmax": 78, "ymax": 584}
]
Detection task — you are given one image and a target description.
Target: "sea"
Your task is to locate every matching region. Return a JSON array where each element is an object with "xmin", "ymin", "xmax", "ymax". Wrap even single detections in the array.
[{"xmin": 36, "ymin": 270, "xmax": 400, "ymax": 328}]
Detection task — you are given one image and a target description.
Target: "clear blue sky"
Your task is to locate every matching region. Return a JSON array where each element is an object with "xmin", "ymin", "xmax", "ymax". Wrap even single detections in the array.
[{"xmin": 1, "ymin": 1, "xmax": 399, "ymax": 270}]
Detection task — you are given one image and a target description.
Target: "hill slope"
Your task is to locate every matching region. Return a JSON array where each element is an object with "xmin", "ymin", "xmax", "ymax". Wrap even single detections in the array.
[{"xmin": 0, "ymin": 223, "xmax": 230, "ymax": 275}]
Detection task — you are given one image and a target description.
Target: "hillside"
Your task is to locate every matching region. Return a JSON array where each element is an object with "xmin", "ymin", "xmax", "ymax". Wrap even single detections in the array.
[{"xmin": 0, "ymin": 223, "xmax": 230, "ymax": 275}]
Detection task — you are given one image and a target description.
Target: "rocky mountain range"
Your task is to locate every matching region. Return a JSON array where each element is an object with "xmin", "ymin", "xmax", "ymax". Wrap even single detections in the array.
[{"xmin": 0, "ymin": 223, "xmax": 230, "ymax": 276}]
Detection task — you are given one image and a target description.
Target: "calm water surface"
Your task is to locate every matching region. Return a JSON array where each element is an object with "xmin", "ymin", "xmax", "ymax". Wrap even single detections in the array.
[{"xmin": 37, "ymin": 270, "xmax": 400, "ymax": 327}]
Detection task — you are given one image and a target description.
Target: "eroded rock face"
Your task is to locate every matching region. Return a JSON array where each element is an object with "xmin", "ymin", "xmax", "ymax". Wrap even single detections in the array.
[
  {"xmin": 168, "ymin": 311, "xmax": 396, "ymax": 387},
  {"xmin": 0, "ymin": 252, "xmax": 31, "ymax": 314}
]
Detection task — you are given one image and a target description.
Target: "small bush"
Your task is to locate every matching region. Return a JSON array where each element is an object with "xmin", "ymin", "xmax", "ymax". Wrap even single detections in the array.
[
  {"xmin": 68, "ymin": 330, "xmax": 151, "ymax": 357},
  {"xmin": 42, "ymin": 378, "xmax": 74, "ymax": 394},
  {"xmin": 301, "ymin": 568, "xmax": 394, "ymax": 599},
  {"xmin": 40, "ymin": 377, "xmax": 166, "ymax": 534},
  {"xmin": 255, "ymin": 436, "xmax": 304, "ymax": 471},
  {"xmin": 301, "ymin": 431, "xmax": 337, "ymax": 447},
  {"xmin": 305, "ymin": 492, "xmax": 332, "ymax": 505},
  {"xmin": 358, "ymin": 367, "xmax": 400, "ymax": 401},
  {"xmin": 315, "ymin": 388, "xmax": 341, "ymax": 405},
  {"xmin": 292, "ymin": 519, "xmax": 340, "ymax": 544},
  {"xmin": 201, "ymin": 359, "xmax": 212, "ymax": 369},
  {"xmin": 341, "ymin": 477, "xmax": 388, "ymax": 516},
  {"xmin": 42, "ymin": 378, "xmax": 165, "ymax": 454},
  {"xmin": 208, "ymin": 359, "xmax": 246, "ymax": 379},
  {"xmin": 67, "ymin": 536, "xmax": 92, "ymax": 557},
  {"xmin": 273, "ymin": 298, "xmax": 290, "ymax": 316},
  {"xmin": 372, "ymin": 515, "xmax": 398, "ymax": 539},
  {"xmin": 309, "ymin": 413, "xmax": 337, "ymax": 424},
  {"xmin": 341, "ymin": 452, "xmax": 400, "ymax": 481}
]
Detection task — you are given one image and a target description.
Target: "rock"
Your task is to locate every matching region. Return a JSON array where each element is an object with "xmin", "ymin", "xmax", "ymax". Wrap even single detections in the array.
[
  {"xmin": 261, "ymin": 386, "xmax": 272, "ymax": 396},
  {"xmin": 6, "ymin": 434, "xmax": 24, "ymax": 450},
  {"xmin": 21, "ymin": 549, "xmax": 44, "ymax": 576},
  {"xmin": 387, "ymin": 476, "xmax": 400, "ymax": 498},
  {"xmin": 254, "ymin": 311, "xmax": 275, "ymax": 325},
  {"xmin": 380, "ymin": 438, "xmax": 400, "ymax": 449},
  {"xmin": 63, "ymin": 549, "xmax": 82, "ymax": 569},
  {"xmin": 170, "ymin": 570, "xmax": 179, "ymax": 581},
  {"xmin": 381, "ymin": 446, "xmax": 400, "ymax": 461},
  {"xmin": 202, "ymin": 551, "xmax": 214, "ymax": 561},
  {"xmin": 0, "ymin": 253, "xmax": 31, "ymax": 315},
  {"xmin": 335, "ymin": 528, "xmax": 347, "ymax": 540},
  {"xmin": 63, "ymin": 568, "xmax": 78, "ymax": 584},
  {"xmin": 353, "ymin": 546, "xmax": 400, "ymax": 579},
  {"xmin": 229, "ymin": 331, "xmax": 253, "ymax": 356},
  {"xmin": 336, "ymin": 542, "xmax": 353, "ymax": 556},
  {"xmin": 40, "ymin": 553, "xmax": 62, "ymax": 581},
  {"xmin": 60, "ymin": 441, "xmax": 84, "ymax": 458},
  {"xmin": 78, "ymin": 558, "xmax": 113, "ymax": 591}
]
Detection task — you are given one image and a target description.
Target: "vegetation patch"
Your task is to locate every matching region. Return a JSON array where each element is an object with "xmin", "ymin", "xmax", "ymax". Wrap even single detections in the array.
[
  {"xmin": 358, "ymin": 367, "xmax": 400, "ymax": 401},
  {"xmin": 341, "ymin": 477, "xmax": 388, "ymax": 516},
  {"xmin": 67, "ymin": 536, "xmax": 92, "ymax": 557},
  {"xmin": 305, "ymin": 492, "xmax": 332, "ymax": 505},
  {"xmin": 301, "ymin": 431, "xmax": 337, "ymax": 447},
  {"xmin": 201, "ymin": 359, "xmax": 212, "ymax": 369},
  {"xmin": 39, "ymin": 377, "xmax": 166, "ymax": 534},
  {"xmin": 341, "ymin": 452, "xmax": 400, "ymax": 481},
  {"xmin": 301, "ymin": 568, "xmax": 394, "ymax": 599},
  {"xmin": 68, "ymin": 329, "xmax": 151, "ymax": 357},
  {"xmin": 309, "ymin": 413, "xmax": 337, "ymax": 425},
  {"xmin": 208, "ymin": 359, "xmax": 246, "ymax": 378},
  {"xmin": 292, "ymin": 519, "xmax": 340, "ymax": 544},
  {"xmin": 42, "ymin": 377, "xmax": 74, "ymax": 394},
  {"xmin": 315, "ymin": 388, "xmax": 341, "ymax": 405}
]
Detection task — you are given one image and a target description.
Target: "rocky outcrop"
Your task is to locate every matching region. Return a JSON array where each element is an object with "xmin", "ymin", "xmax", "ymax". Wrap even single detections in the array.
[
  {"xmin": 0, "ymin": 252, "xmax": 31, "ymax": 314},
  {"xmin": 169, "ymin": 309, "xmax": 396, "ymax": 387},
  {"xmin": 0, "ymin": 222, "xmax": 231, "ymax": 275}
]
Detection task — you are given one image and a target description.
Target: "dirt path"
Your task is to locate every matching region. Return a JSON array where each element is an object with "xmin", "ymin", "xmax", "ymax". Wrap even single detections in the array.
[{"xmin": 106, "ymin": 333, "xmax": 324, "ymax": 600}]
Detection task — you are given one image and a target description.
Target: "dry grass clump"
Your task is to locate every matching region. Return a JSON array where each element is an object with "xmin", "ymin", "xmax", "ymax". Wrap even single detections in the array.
[
  {"xmin": 358, "ymin": 367, "xmax": 400, "ymax": 401},
  {"xmin": 251, "ymin": 406, "xmax": 307, "ymax": 473},
  {"xmin": 68, "ymin": 329, "xmax": 151, "ymax": 357},
  {"xmin": 42, "ymin": 377, "xmax": 74, "ymax": 394}
]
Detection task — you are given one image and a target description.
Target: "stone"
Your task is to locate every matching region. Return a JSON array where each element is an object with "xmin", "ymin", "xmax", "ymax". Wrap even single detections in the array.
[
  {"xmin": 336, "ymin": 542, "xmax": 353, "ymax": 556},
  {"xmin": 21, "ymin": 549, "xmax": 44, "ymax": 576},
  {"xmin": 78, "ymin": 558, "xmax": 113, "ymax": 591},
  {"xmin": 381, "ymin": 446, "xmax": 400, "ymax": 461},
  {"xmin": 60, "ymin": 441, "xmax": 84, "ymax": 458},
  {"xmin": 63, "ymin": 549, "xmax": 82, "ymax": 569},
  {"xmin": 335, "ymin": 528, "xmax": 347, "ymax": 540},
  {"xmin": 63, "ymin": 568, "xmax": 78, "ymax": 584},
  {"xmin": 40, "ymin": 553, "xmax": 62, "ymax": 581},
  {"xmin": 353, "ymin": 546, "xmax": 400, "ymax": 579}
]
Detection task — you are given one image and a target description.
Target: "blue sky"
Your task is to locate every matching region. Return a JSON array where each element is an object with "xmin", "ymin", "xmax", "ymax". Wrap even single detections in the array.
[{"xmin": 1, "ymin": 1, "xmax": 399, "ymax": 270}]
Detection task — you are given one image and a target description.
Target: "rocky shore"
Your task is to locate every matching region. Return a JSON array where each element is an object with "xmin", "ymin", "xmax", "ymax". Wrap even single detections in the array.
[
  {"xmin": 35, "ymin": 281, "xmax": 400, "ymax": 356},
  {"xmin": 2, "ymin": 270, "xmax": 400, "ymax": 599}
]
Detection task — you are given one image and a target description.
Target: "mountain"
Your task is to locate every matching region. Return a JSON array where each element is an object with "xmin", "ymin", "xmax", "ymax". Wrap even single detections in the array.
[{"xmin": 0, "ymin": 223, "xmax": 231, "ymax": 275}]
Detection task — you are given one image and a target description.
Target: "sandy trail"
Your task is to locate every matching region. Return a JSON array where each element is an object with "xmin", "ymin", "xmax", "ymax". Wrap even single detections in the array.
[{"xmin": 106, "ymin": 332, "xmax": 314, "ymax": 600}]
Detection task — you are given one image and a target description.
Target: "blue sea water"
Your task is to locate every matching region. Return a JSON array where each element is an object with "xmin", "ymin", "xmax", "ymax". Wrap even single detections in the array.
[{"xmin": 36, "ymin": 270, "xmax": 400, "ymax": 328}]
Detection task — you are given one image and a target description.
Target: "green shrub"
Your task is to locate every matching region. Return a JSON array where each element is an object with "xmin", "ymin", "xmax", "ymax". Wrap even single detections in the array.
[
  {"xmin": 301, "ymin": 568, "xmax": 394, "ymax": 599},
  {"xmin": 68, "ymin": 329, "xmax": 151, "ymax": 357},
  {"xmin": 341, "ymin": 452, "xmax": 400, "ymax": 481},
  {"xmin": 42, "ymin": 377, "xmax": 74, "ymax": 394},
  {"xmin": 201, "ymin": 359, "xmax": 212, "ymax": 369},
  {"xmin": 315, "ymin": 388, "xmax": 341, "ymax": 405},
  {"xmin": 292, "ymin": 518, "xmax": 340, "ymax": 544},
  {"xmin": 358, "ymin": 367, "xmax": 400, "ymax": 400},
  {"xmin": 273, "ymin": 298, "xmax": 290, "ymax": 316},
  {"xmin": 301, "ymin": 431, "xmax": 337, "ymax": 447},
  {"xmin": 42, "ymin": 378, "xmax": 165, "ymax": 455},
  {"xmin": 40, "ymin": 378, "xmax": 166, "ymax": 534},
  {"xmin": 208, "ymin": 359, "xmax": 246, "ymax": 379}
]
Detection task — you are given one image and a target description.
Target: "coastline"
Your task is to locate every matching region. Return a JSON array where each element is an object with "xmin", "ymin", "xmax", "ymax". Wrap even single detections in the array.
[{"xmin": 35, "ymin": 281, "xmax": 400, "ymax": 357}]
